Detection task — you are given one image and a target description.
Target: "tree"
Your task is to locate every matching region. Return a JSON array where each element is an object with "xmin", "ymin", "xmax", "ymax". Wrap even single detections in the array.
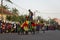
[
  {"xmin": 1, "ymin": 0, "xmax": 13, "ymax": 12},
  {"xmin": 5, "ymin": 0, "xmax": 13, "ymax": 3},
  {"xmin": 37, "ymin": 16, "xmax": 41, "ymax": 20},
  {"xmin": 1, "ymin": 0, "xmax": 13, "ymax": 6},
  {"xmin": 0, "ymin": 0, "xmax": 13, "ymax": 21},
  {"xmin": 36, "ymin": 16, "xmax": 44, "ymax": 24},
  {"xmin": 18, "ymin": 15, "xmax": 26, "ymax": 24},
  {"xmin": 11, "ymin": 8, "xmax": 19, "ymax": 15},
  {"xmin": 2, "ymin": 5, "xmax": 9, "ymax": 9},
  {"xmin": 1, "ymin": 0, "xmax": 13, "ymax": 9},
  {"xmin": 6, "ymin": 15, "xmax": 12, "ymax": 21},
  {"xmin": 6, "ymin": 15, "xmax": 19, "ymax": 22},
  {"xmin": 0, "ymin": 5, "xmax": 9, "ymax": 10}
]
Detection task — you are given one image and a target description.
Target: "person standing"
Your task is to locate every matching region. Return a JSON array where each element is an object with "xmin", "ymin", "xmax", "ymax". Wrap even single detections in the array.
[
  {"xmin": 36, "ymin": 23, "xmax": 40, "ymax": 33},
  {"xmin": 0, "ymin": 20, "xmax": 2, "ymax": 33},
  {"xmin": 13, "ymin": 23, "xmax": 16, "ymax": 33},
  {"xmin": 31, "ymin": 21, "xmax": 36, "ymax": 34},
  {"xmin": 42, "ymin": 23, "xmax": 46, "ymax": 33},
  {"xmin": 17, "ymin": 23, "xmax": 21, "ymax": 35},
  {"xmin": 1, "ymin": 22, "xmax": 6, "ymax": 33}
]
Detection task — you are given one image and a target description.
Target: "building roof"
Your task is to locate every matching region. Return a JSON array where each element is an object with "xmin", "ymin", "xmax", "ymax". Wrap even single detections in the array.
[
  {"xmin": 53, "ymin": 18, "xmax": 60, "ymax": 25},
  {"xmin": 0, "ymin": 8, "xmax": 13, "ymax": 15}
]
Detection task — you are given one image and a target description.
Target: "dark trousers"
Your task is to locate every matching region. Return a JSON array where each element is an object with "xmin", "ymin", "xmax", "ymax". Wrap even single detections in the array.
[{"xmin": 32, "ymin": 29, "xmax": 35, "ymax": 34}]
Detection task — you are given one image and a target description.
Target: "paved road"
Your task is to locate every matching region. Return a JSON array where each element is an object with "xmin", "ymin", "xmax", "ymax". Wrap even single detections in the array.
[{"xmin": 0, "ymin": 30, "xmax": 60, "ymax": 40}]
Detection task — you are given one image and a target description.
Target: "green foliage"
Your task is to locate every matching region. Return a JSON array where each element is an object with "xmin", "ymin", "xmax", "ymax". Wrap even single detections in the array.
[
  {"xmin": 6, "ymin": 16, "xmax": 12, "ymax": 21},
  {"xmin": 2, "ymin": 5, "xmax": 9, "ymax": 9},
  {"xmin": 12, "ymin": 8, "xmax": 18, "ymax": 15},
  {"xmin": 6, "ymin": 15, "xmax": 26, "ymax": 24},
  {"xmin": 17, "ymin": 15, "xmax": 26, "ymax": 24}
]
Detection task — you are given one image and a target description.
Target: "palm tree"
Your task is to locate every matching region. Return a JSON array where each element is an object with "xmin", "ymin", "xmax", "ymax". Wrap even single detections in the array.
[
  {"xmin": 1, "ymin": 0, "xmax": 13, "ymax": 21},
  {"xmin": 1, "ymin": 0, "xmax": 13, "ymax": 10},
  {"xmin": 1, "ymin": 0, "xmax": 12, "ymax": 6},
  {"xmin": 0, "ymin": 5, "xmax": 9, "ymax": 9}
]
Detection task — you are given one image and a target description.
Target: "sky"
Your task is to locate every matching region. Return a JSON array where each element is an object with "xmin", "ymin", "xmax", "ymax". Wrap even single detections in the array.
[{"xmin": 0, "ymin": 0, "xmax": 60, "ymax": 19}]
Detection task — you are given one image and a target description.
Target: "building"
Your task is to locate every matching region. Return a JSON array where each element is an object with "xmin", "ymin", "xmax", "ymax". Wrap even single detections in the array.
[
  {"xmin": 0, "ymin": 7, "xmax": 13, "ymax": 22},
  {"xmin": 53, "ymin": 18, "xmax": 60, "ymax": 25}
]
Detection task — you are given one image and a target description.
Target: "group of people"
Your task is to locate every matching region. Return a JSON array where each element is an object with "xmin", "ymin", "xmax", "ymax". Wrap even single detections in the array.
[
  {"xmin": 0, "ymin": 9, "xmax": 57, "ymax": 35},
  {"xmin": 0, "ymin": 19, "xmax": 46, "ymax": 35}
]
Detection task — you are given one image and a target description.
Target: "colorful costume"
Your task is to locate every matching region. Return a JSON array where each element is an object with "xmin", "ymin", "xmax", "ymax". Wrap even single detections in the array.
[{"xmin": 21, "ymin": 20, "xmax": 29, "ymax": 31}]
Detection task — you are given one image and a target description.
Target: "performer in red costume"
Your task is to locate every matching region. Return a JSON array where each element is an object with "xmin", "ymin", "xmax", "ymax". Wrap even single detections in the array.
[{"xmin": 21, "ymin": 20, "xmax": 29, "ymax": 35}]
